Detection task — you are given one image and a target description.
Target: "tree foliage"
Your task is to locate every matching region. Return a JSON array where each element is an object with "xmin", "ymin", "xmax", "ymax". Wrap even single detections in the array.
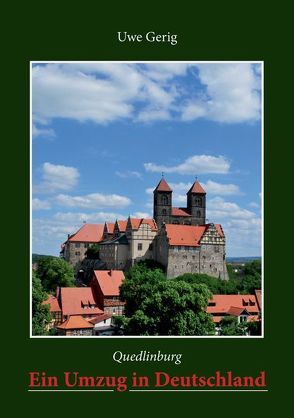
[
  {"xmin": 175, "ymin": 260, "xmax": 261, "ymax": 295},
  {"xmin": 85, "ymin": 244, "xmax": 100, "ymax": 259},
  {"xmin": 120, "ymin": 264, "xmax": 214, "ymax": 336},
  {"xmin": 219, "ymin": 316, "xmax": 247, "ymax": 336},
  {"xmin": 32, "ymin": 271, "xmax": 51, "ymax": 336},
  {"xmin": 37, "ymin": 257, "xmax": 75, "ymax": 293}
]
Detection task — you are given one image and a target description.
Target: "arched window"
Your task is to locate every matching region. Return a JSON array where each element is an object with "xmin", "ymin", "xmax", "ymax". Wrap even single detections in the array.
[
  {"xmin": 161, "ymin": 194, "xmax": 168, "ymax": 205},
  {"xmin": 195, "ymin": 197, "xmax": 202, "ymax": 206}
]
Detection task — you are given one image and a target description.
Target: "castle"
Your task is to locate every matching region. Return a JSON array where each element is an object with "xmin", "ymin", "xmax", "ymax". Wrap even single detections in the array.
[{"xmin": 61, "ymin": 178, "xmax": 228, "ymax": 280}]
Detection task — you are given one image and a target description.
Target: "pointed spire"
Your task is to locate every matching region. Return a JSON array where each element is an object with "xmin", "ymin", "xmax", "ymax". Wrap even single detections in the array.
[
  {"xmin": 154, "ymin": 178, "xmax": 172, "ymax": 192},
  {"xmin": 187, "ymin": 180, "xmax": 206, "ymax": 194}
]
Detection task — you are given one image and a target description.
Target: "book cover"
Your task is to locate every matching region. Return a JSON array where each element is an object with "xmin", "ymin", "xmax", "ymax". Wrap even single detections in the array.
[{"xmin": 3, "ymin": 2, "xmax": 291, "ymax": 415}]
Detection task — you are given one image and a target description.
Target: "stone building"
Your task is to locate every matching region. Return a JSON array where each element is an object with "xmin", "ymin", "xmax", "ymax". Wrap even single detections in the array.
[
  {"xmin": 154, "ymin": 223, "xmax": 228, "ymax": 279},
  {"xmin": 99, "ymin": 217, "xmax": 157, "ymax": 269},
  {"xmin": 153, "ymin": 178, "xmax": 206, "ymax": 228},
  {"xmin": 61, "ymin": 223, "xmax": 104, "ymax": 270},
  {"xmin": 59, "ymin": 178, "xmax": 228, "ymax": 281}
]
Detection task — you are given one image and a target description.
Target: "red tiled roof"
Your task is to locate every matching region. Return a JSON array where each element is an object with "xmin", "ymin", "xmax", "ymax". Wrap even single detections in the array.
[
  {"xmin": 165, "ymin": 224, "xmax": 206, "ymax": 246},
  {"xmin": 154, "ymin": 178, "xmax": 172, "ymax": 192},
  {"xmin": 187, "ymin": 181, "xmax": 206, "ymax": 194},
  {"xmin": 215, "ymin": 224, "xmax": 225, "ymax": 237},
  {"xmin": 92, "ymin": 270, "xmax": 125, "ymax": 296},
  {"xmin": 207, "ymin": 295, "xmax": 260, "ymax": 315},
  {"xmin": 43, "ymin": 294, "xmax": 61, "ymax": 312},
  {"xmin": 227, "ymin": 306, "xmax": 249, "ymax": 316},
  {"xmin": 57, "ymin": 315, "xmax": 94, "ymax": 330},
  {"xmin": 88, "ymin": 313, "xmax": 113, "ymax": 324},
  {"xmin": 255, "ymin": 289, "xmax": 262, "ymax": 311},
  {"xmin": 105, "ymin": 222, "xmax": 115, "ymax": 234},
  {"xmin": 129, "ymin": 218, "xmax": 157, "ymax": 231},
  {"xmin": 68, "ymin": 224, "xmax": 104, "ymax": 243},
  {"xmin": 117, "ymin": 220, "xmax": 127, "ymax": 232},
  {"xmin": 172, "ymin": 207, "xmax": 191, "ymax": 217},
  {"xmin": 60, "ymin": 287, "xmax": 103, "ymax": 316}
]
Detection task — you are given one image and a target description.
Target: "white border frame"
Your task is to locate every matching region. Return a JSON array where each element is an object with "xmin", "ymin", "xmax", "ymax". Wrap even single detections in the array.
[{"xmin": 30, "ymin": 61, "xmax": 264, "ymax": 339}]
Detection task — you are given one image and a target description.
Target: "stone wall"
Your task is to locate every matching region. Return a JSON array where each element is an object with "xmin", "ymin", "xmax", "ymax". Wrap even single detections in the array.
[{"xmin": 166, "ymin": 244, "xmax": 228, "ymax": 279}]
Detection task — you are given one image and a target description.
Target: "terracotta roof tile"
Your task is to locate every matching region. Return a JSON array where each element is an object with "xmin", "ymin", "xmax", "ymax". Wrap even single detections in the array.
[
  {"xmin": 57, "ymin": 315, "xmax": 94, "ymax": 330},
  {"xmin": 117, "ymin": 220, "xmax": 127, "ymax": 232},
  {"xmin": 129, "ymin": 218, "xmax": 157, "ymax": 231},
  {"xmin": 93, "ymin": 270, "xmax": 125, "ymax": 296},
  {"xmin": 60, "ymin": 287, "xmax": 103, "ymax": 316},
  {"xmin": 68, "ymin": 224, "xmax": 104, "ymax": 243},
  {"xmin": 88, "ymin": 313, "xmax": 113, "ymax": 324},
  {"xmin": 104, "ymin": 222, "xmax": 115, "ymax": 234},
  {"xmin": 154, "ymin": 178, "xmax": 172, "ymax": 192},
  {"xmin": 43, "ymin": 294, "xmax": 61, "ymax": 312},
  {"xmin": 172, "ymin": 207, "xmax": 191, "ymax": 217},
  {"xmin": 227, "ymin": 306, "xmax": 249, "ymax": 316},
  {"xmin": 165, "ymin": 224, "xmax": 206, "ymax": 246},
  {"xmin": 255, "ymin": 289, "xmax": 262, "ymax": 311},
  {"xmin": 207, "ymin": 295, "xmax": 260, "ymax": 315},
  {"xmin": 187, "ymin": 181, "xmax": 206, "ymax": 194}
]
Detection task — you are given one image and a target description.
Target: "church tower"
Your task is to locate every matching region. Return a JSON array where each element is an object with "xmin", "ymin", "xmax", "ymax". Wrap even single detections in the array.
[
  {"xmin": 153, "ymin": 178, "xmax": 172, "ymax": 229},
  {"xmin": 187, "ymin": 181, "xmax": 206, "ymax": 225}
]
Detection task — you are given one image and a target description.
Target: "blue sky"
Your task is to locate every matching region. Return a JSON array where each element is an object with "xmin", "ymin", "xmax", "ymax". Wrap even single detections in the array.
[{"xmin": 32, "ymin": 62, "xmax": 262, "ymax": 257}]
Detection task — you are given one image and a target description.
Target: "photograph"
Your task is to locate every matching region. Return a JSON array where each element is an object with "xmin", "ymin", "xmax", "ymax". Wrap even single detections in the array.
[{"xmin": 31, "ymin": 61, "xmax": 263, "ymax": 337}]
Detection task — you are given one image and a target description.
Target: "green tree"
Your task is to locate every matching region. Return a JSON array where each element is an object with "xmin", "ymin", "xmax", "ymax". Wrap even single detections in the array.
[
  {"xmin": 219, "ymin": 316, "xmax": 247, "ymax": 336},
  {"xmin": 120, "ymin": 263, "xmax": 166, "ymax": 316},
  {"xmin": 175, "ymin": 273, "xmax": 239, "ymax": 295},
  {"xmin": 121, "ymin": 265, "xmax": 214, "ymax": 336},
  {"xmin": 37, "ymin": 257, "xmax": 75, "ymax": 293},
  {"xmin": 85, "ymin": 244, "xmax": 100, "ymax": 259},
  {"xmin": 32, "ymin": 271, "xmax": 51, "ymax": 336}
]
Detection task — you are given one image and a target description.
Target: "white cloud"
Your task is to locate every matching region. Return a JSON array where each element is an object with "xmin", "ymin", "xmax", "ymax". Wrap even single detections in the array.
[
  {"xmin": 203, "ymin": 180, "xmax": 241, "ymax": 195},
  {"xmin": 181, "ymin": 63, "xmax": 261, "ymax": 123},
  {"xmin": 54, "ymin": 211, "xmax": 124, "ymax": 223},
  {"xmin": 144, "ymin": 155, "xmax": 230, "ymax": 175},
  {"xmin": 206, "ymin": 197, "xmax": 261, "ymax": 257},
  {"xmin": 34, "ymin": 162, "xmax": 80, "ymax": 193},
  {"xmin": 55, "ymin": 192, "xmax": 131, "ymax": 209},
  {"xmin": 115, "ymin": 170, "xmax": 142, "ymax": 179},
  {"xmin": 32, "ymin": 123, "xmax": 55, "ymax": 138},
  {"xmin": 32, "ymin": 198, "xmax": 51, "ymax": 210},
  {"xmin": 32, "ymin": 63, "xmax": 261, "ymax": 131},
  {"xmin": 248, "ymin": 201, "xmax": 260, "ymax": 208},
  {"xmin": 131, "ymin": 211, "xmax": 152, "ymax": 219},
  {"xmin": 32, "ymin": 211, "xmax": 126, "ymax": 255},
  {"xmin": 207, "ymin": 197, "xmax": 255, "ymax": 220},
  {"xmin": 142, "ymin": 63, "xmax": 190, "ymax": 81}
]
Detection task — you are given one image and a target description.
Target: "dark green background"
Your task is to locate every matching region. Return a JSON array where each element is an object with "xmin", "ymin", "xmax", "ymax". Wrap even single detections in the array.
[{"xmin": 3, "ymin": 1, "xmax": 292, "ymax": 415}]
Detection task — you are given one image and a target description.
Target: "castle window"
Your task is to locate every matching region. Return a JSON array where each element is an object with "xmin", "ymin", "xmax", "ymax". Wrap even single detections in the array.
[
  {"xmin": 161, "ymin": 194, "xmax": 168, "ymax": 205},
  {"xmin": 138, "ymin": 243, "xmax": 143, "ymax": 251},
  {"xmin": 75, "ymin": 251, "xmax": 80, "ymax": 256},
  {"xmin": 162, "ymin": 209, "xmax": 167, "ymax": 216},
  {"xmin": 195, "ymin": 197, "xmax": 202, "ymax": 206},
  {"xmin": 197, "ymin": 210, "xmax": 201, "ymax": 218},
  {"xmin": 149, "ymin": 243, "xmax": 153, "ymax": 251},
  {"xmin": 214, "ymin": 245, "xmax": 220, "ymax": 253},
  {"xmin": 75, "ymin": 243, "xmax": 80, "ymax": 248}
]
